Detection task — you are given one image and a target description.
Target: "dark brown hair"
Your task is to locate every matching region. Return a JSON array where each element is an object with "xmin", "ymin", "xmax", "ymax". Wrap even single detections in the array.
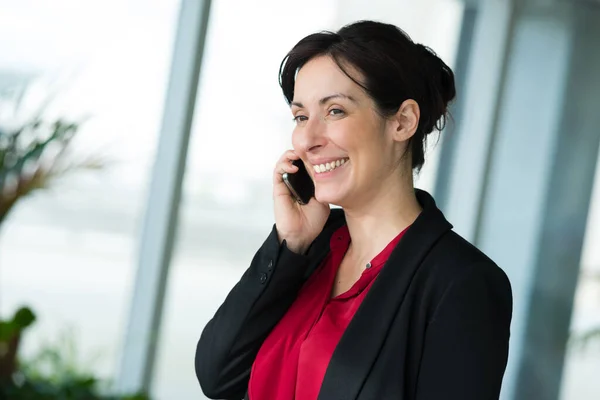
[{"xmin": 279, "ymin": 20, "xmax": 456, "ymax": 171}]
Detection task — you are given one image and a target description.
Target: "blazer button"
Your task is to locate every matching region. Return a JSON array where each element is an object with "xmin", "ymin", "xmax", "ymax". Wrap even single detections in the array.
[{"xmin": 260, "ymin": 273, "xmax": 268, "ymax": 284}]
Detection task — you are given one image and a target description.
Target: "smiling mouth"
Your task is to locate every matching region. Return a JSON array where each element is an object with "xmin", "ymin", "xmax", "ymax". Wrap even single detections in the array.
[{"xmin": 312, "ymin": 158, "xmax": 349, "ymax": 174}]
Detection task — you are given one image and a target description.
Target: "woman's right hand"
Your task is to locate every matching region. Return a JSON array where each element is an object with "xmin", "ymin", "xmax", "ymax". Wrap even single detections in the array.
[{"xmin": 273, "ymin": 150, "xmax": 330, "ymax": 254}]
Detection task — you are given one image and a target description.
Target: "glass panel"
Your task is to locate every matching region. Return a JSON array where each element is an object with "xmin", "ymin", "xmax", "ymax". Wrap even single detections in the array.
[
  {"xmin": 153, "ymin": 1, "xmax": 464, "ymax": 398},
  {"xmin": 561, "ymin": 152, "xmax": 600, "ymax": 400},
  {"xmin": 0, "ymin": 0, "xmax": 180, "ymax": 388}
]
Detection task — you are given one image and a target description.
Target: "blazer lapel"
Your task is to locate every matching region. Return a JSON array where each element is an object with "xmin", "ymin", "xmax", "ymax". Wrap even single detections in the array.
[{"xmin": 317, "ymin": 190, "xmax": 453, "ymax": 400}]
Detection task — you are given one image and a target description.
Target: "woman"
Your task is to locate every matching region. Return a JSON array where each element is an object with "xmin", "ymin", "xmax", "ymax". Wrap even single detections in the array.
[{"xmin": 196, "ymin": 20, "xmax": 512, "ymax": 400}]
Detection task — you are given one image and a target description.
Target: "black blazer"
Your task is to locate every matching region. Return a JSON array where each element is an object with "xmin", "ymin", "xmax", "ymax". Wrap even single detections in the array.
[{"xmin": 195, "ymin": 190, "xmax": 513, "ymax": 400}]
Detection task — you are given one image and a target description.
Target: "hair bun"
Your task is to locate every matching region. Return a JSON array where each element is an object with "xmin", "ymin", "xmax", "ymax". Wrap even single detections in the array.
[{"xmin": 415, "ymin": 43, "xmax": 456, "ymax": 134}]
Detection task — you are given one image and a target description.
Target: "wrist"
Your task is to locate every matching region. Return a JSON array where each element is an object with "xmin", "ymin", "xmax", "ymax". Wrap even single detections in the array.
[
  {"xmin": 284, "ymin": 240, "xmax": 309, "ymax": 255},
  {"xmin": 277, "ymin": 232, "xmax": 309, "ymax": 255}
]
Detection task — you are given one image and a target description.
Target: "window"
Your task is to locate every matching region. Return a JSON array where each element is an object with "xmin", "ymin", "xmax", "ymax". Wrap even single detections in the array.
[
  {"xmin": 0, "ymin": 0, "xmax": 180, "ymax": 384},
  {"xmin": 561, "ymin": 152, "xmax": 600, "ymax": 400}
]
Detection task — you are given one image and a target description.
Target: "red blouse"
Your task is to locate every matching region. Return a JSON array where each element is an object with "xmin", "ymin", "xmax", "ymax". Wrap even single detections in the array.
[{"xmin": 249, "ymin": 224, "xmax": 409, "ymax": 400}]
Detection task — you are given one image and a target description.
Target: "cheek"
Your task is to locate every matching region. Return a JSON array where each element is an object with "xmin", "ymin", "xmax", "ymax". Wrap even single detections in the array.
[
  {"xmin": 290, "ymin": 127, "xmax": 300, "ymax": 149},
  {"xmin": 326, "ymin": 121, "xmax": 356, "ymax": 150},
  {"xmin": 327, "ymin": 118, "xmax": 374, "ymax": 154}
]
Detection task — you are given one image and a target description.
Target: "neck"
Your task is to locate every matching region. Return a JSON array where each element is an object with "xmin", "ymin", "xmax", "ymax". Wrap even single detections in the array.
[{"xmin": 342, "ymin": 180, "xmax": 422, "ymax": 263}]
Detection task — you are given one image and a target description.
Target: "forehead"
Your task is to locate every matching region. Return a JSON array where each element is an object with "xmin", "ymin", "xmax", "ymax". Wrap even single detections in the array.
[{"xmin": 293, "ymin": 56, "xmax": 366, "ymax": 103}]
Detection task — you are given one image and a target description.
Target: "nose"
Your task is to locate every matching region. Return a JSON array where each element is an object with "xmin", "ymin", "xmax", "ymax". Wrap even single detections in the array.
[{"xmin": 293, "ymin": 117, "xmax": 327, "ymax": 154}]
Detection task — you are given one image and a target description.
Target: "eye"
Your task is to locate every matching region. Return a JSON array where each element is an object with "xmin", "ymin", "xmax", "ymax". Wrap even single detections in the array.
[
  {"xmin": 293, "ymin": 115, "xmax": 308, "ymax": 124},
  {"xmin": 328, "ymin": 108, "xmax": 345, "ymax": 117}
]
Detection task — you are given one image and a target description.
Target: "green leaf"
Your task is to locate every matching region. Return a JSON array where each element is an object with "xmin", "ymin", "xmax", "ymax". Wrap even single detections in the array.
[{"xmin": 13, "ymin": 306, "xmax": 36, "ymax": 329}]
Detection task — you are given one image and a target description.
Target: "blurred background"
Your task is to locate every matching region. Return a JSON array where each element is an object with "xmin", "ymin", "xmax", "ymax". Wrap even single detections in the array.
[{"xmin": 0, "ymin": 0, "xmax": 599, "ymax": 399}]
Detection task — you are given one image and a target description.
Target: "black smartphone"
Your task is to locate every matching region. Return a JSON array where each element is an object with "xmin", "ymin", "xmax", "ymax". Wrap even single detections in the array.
[{"xmin": 282, "ymin": 159, "xmax": 315, "ymax": 205}]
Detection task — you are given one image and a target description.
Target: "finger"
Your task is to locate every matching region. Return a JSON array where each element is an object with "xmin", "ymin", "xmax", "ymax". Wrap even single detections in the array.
[
  {"xmin": 273, "ymin": 160, "xmax": 299, "ymax": 184},
  {"xmin": 286, "ymin": 149, "xmax": 300, "ymax": 160},
  {"xmin": 276, "ymin": 149, "xmax": 299, "ymax": 164}
]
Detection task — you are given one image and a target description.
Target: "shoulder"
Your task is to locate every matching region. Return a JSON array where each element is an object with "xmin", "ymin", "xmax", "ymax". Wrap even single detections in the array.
[
  {"xmin": 413, "ymin": 229, "xmax": 513, "ymax": 319},
  {"xmin": 432, "ymin": 230, "xmax": 510, "ymax": 287}
]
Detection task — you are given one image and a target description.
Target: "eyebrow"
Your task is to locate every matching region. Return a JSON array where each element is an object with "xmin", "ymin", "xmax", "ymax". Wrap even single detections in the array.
[{"xmin": 291, "ymin": 93, "xmax": 357, "ymax": 108}]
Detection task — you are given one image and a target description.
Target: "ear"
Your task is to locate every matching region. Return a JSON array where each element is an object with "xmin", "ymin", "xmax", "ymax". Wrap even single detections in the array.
[{"xmin": 389, "ymin": 99, "xmax": 420, "ymax": 142}]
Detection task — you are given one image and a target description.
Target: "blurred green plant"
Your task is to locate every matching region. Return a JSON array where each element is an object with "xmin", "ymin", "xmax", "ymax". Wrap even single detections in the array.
[
  {"xmin": 0, "ymin": 115, "xmax": 104, "ymax": 225},
  {"xmin": 0, "ymin": 89, "xmax": 122, "ymax": 399},
  {"xmin": 569, "ymin": 270, "xmax": 600, "ymax": 350},
  {"xmin": 0, "ymin": 99, "xmax": 104, "ymax": 380},
  {"xmin": 575, "ymin": 326, "xmax": 600, "ymax": 345},
  {"xmin": 0, "ymin": 307, "xmax": 36, "ymax": 381},
  {"xmin": 19, "ymin": 326, "xmax": 103, "ymax": 388},
  {"xmin": 1, "ymin": 327, "xmax": 150, "ymax": 399},
  {"xmin": 0, "ymin": 307, "xmax": 36, "ymax": 343}
]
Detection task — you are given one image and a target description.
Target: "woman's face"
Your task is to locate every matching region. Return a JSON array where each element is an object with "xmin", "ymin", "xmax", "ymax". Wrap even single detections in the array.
[{"xmin": 291, "ymin": 55, "xmax": 411, "ymax": 208}]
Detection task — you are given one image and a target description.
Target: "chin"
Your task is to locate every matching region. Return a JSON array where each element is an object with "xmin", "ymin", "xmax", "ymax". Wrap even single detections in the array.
[{"xmin": 315, "ymin": 188, "xmax": 346, "ymax": 207}]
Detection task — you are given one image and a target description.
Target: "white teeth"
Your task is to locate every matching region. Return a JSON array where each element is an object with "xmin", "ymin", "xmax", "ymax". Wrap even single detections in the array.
[{"xmin": 312, "ymin": 158, "xmax": 348, "ymax": 174}]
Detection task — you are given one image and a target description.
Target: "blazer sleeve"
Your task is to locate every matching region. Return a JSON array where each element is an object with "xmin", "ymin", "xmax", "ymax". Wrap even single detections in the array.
[
  {"xmin": 415, "ymin": 262, "xmax": 513, "ymax": 400},
  {"xmin": 195, "ymin": 225, "xmax": 312, "ymax": 399}
]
